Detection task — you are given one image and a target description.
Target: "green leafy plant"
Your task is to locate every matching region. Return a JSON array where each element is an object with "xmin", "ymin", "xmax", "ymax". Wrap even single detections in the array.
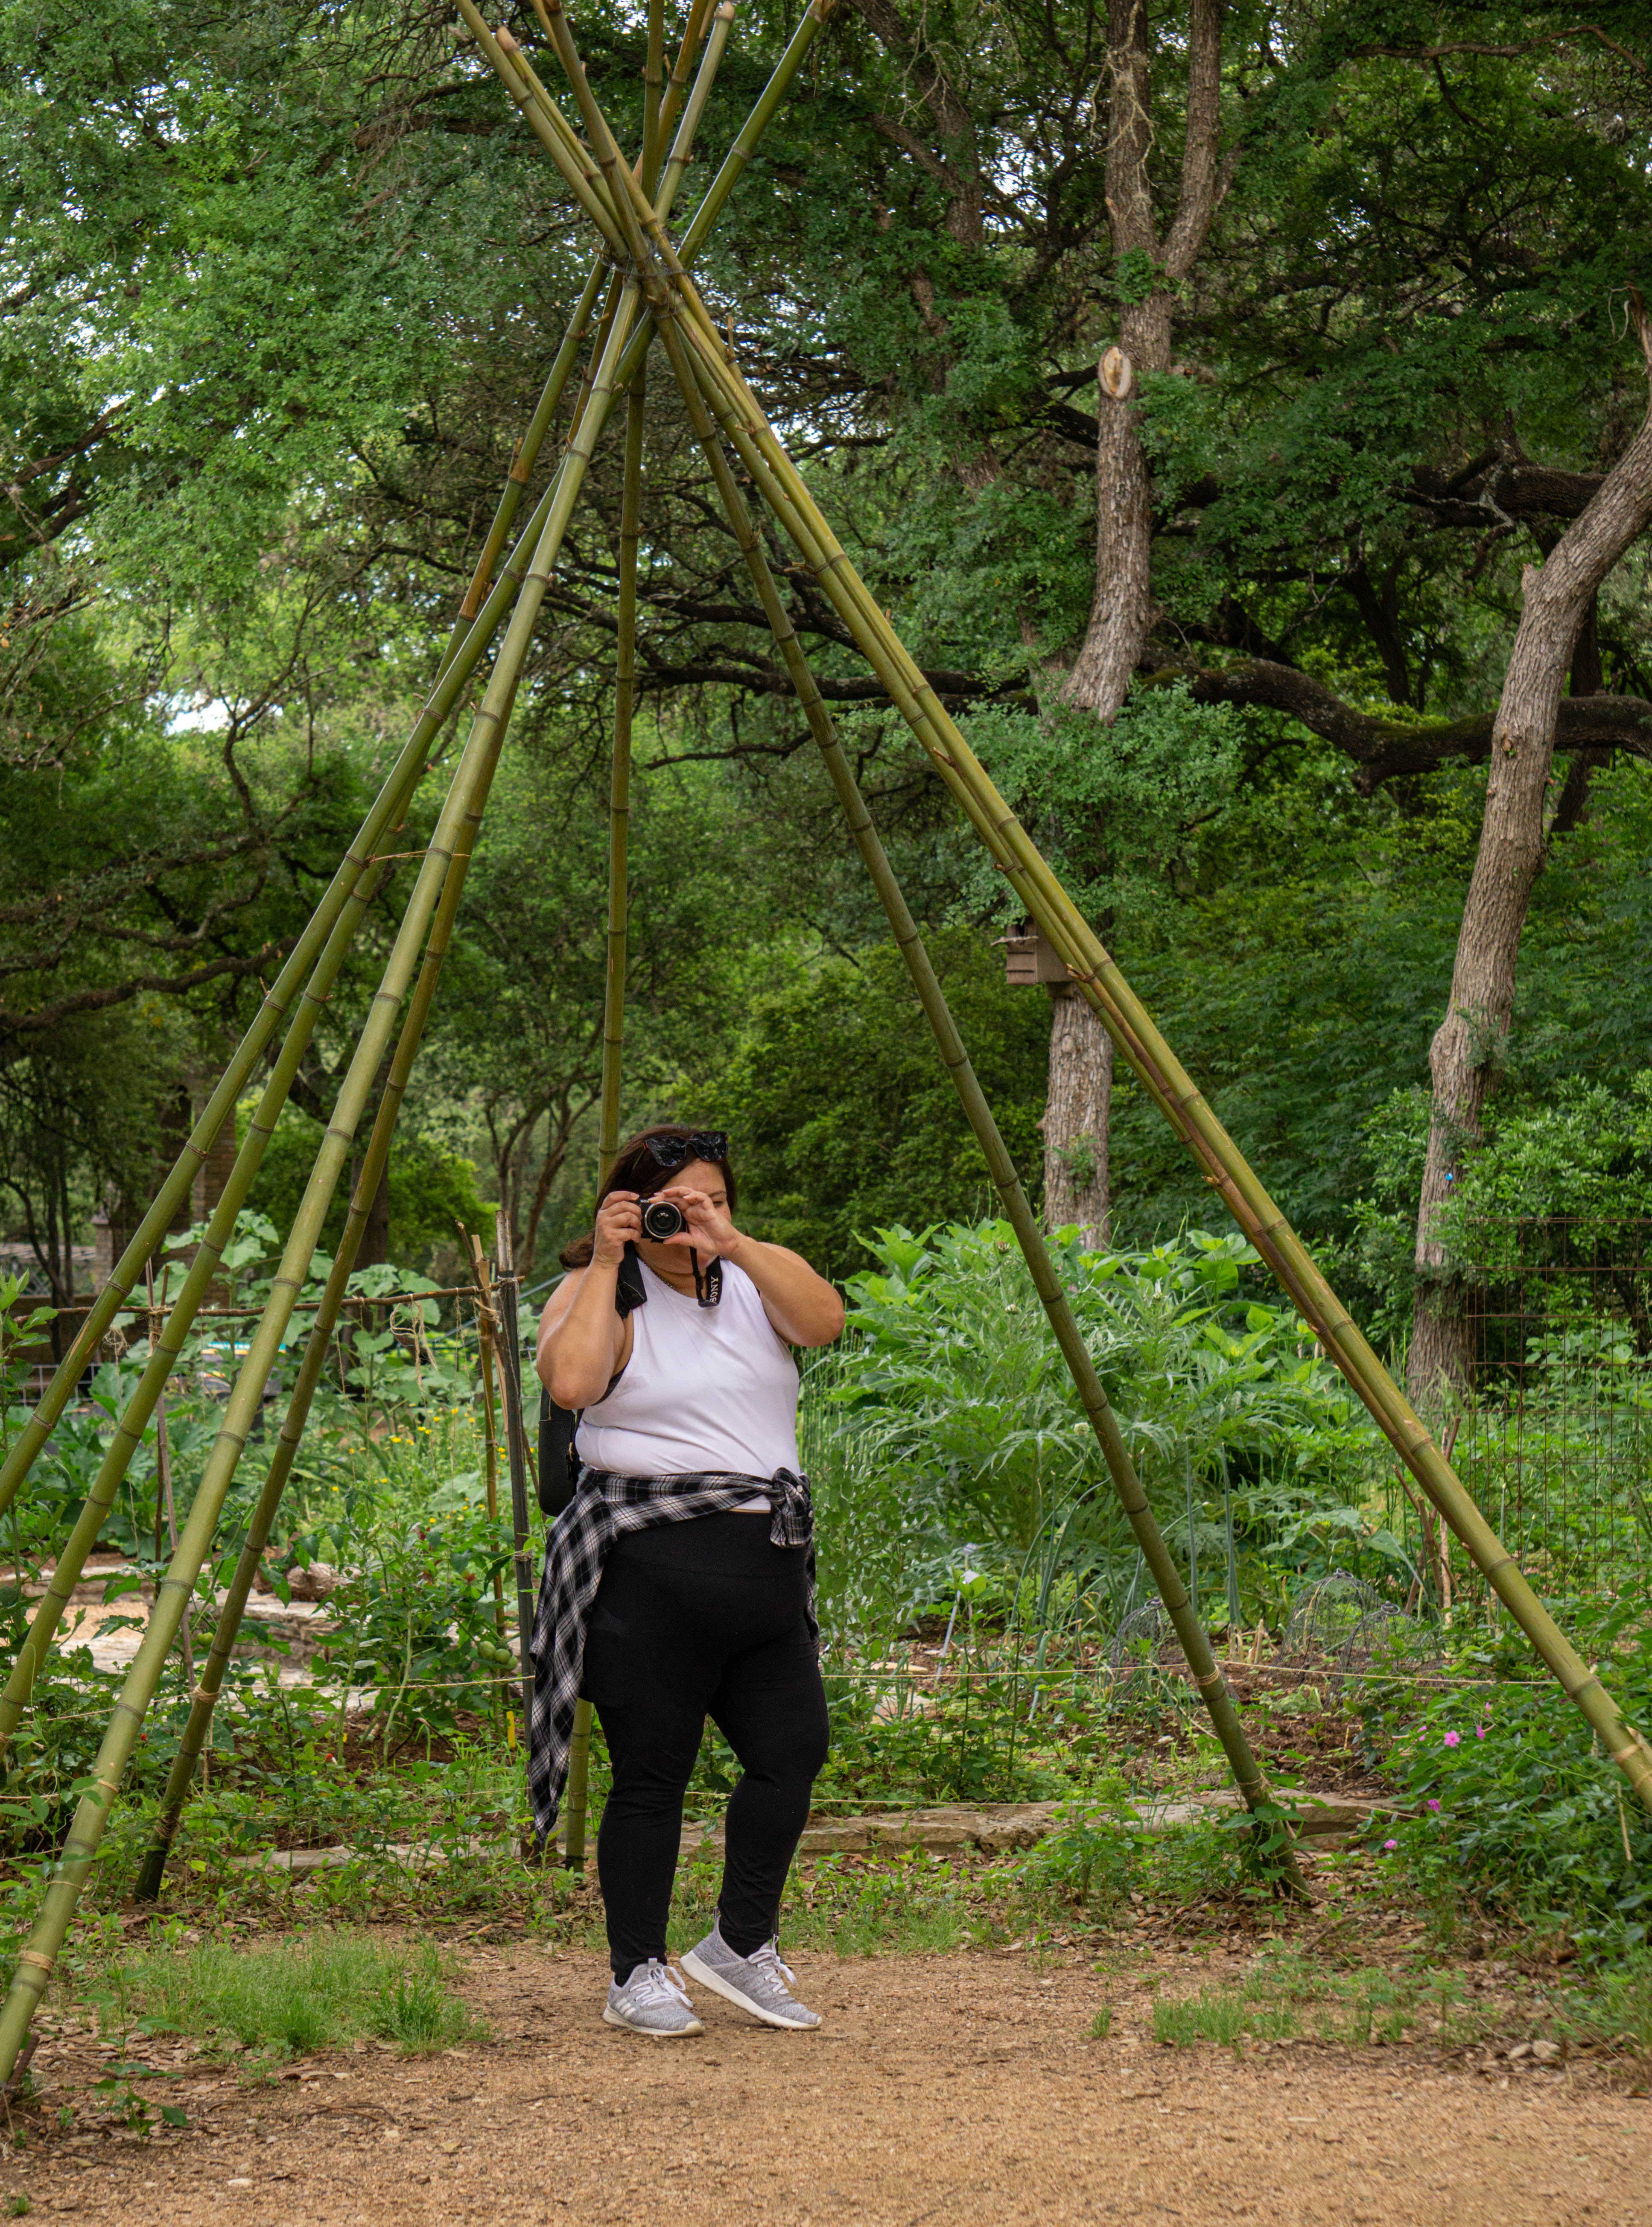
[
  {"xmin": 831, "ymin": 1220, "xmax": 1392, "ymax": 1641},
  {"xmin": 1365, "ymin": 1628, "xmax": 1652, "ymax": 1958},
  {"xmin": 1018, "ymin": 1784, "xmax": 1141, "ymax": 1916}
]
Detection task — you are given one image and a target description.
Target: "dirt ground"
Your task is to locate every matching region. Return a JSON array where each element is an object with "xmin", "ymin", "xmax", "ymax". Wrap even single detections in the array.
[{"xmin": 5, "ymin": 1946, "xmax": 1649, "ymax": 2227}]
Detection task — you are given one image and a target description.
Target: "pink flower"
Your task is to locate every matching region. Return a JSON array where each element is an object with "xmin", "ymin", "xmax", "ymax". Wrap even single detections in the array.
[
  {"xmin": 1443, "ymin": 1730, "xmax": 1460, "ymax": 1748},
  {"xmin": 1427, "ymin": 1800, "xmax": 1441, "ymax": 1812},
  {"xmin": 1383, "ymin": 1838, "xmax": 1398, "ymax": 1851},
  {"xmin": 1475, "ymin": 1724, "xmax": 1487, "ymax": 1739}
]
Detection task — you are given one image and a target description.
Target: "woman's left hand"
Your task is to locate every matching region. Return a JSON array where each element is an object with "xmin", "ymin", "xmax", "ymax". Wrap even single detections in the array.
[{"xmin": 653, "ymin": 1183, "xmax": 740, "ymax": 1257}]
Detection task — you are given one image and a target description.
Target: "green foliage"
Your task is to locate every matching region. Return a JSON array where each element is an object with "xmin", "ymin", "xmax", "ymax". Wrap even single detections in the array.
[
  {"xmin": 242, "ymin": 1105, "xmax": 488, "ymax": 1275},
  {"xmin": 706, "ymin": 931, "xmax": 1049, "ymax": 1281},
  {"xmin": 1018, "ymin": 1786, "xmax": 1141, "ymax": 1916},
  {"xmin": 1365, "ymin": 1627, "xmax": 1652, "ymax": 1959},
  {"xmin": 1557, "ymin": 1948, "xmax": 1652, "ymax": 2057},
  {"xmin": 1352, "ymin": 1068, "xmax": 1652, "ymax": 1339},
  {"xmin": 961, "ymin": 686, "xmax": 1247, "ymax": 932},
  {"xmin": 833, "ymin": 1220, "xmax": 1387, "ymax": 1610}
]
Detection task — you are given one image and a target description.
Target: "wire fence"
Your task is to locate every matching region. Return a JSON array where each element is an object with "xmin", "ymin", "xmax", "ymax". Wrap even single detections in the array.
[
  {"xmin": 1371, "ymin": 1218, "xmax": 1652, "ymax": 1622},
  {"xmin": 7, "ymin": 1274, "xmax": 556, "ymax": 1408}
]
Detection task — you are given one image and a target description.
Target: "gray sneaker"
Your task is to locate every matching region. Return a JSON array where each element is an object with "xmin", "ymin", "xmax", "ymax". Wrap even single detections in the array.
[
  {"xmin": 603, "ymin": 1959, "xmax": 704, "ymax": 2037},
  {"xmin": 681, "ymin": 1921, "xmax": 823, "ymax": 2031}
]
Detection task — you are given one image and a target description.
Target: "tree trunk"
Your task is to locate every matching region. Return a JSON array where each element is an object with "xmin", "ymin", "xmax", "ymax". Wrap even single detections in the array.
[
  {"xmin": 1054, "ymin": 3, "xmax": 1227, "ymax": 1194},
  {"xmin": 1409, "ymin": 309, "xmax": 1652, "ymax": 1415},
  {"xmin": 1062, "ymin": 296, "xmax": 1172, "ymax": 719},
  {"xmin": 1041, "ymin": 985, "xmax": 1112, "ymax": 1246},
  {"xmin": 359, "ymin": 1160, "xmax": 390, "ymax": 1271},
  {"xmin": 1062, "ymin": 0, "xmax": 1228, "ymax": 717}
]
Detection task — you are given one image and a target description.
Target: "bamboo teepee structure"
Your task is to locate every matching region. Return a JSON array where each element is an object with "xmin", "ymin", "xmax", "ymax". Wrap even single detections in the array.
[{"xmin": 3, "ymin": 0, "xmax": 1650, "ymax": 2082}]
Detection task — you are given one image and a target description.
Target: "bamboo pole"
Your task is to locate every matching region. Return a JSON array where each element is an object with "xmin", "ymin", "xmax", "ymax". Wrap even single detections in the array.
[
  {"xmin": 143, "ymin": 1268, "xmax": 193, "ymax": 1706},
  {"xmin": 487, "ymin": 0, "xmax": 737, "ymax": 1886},
  {"xmin": 676, "ymin": 0, "xmax": 835, "ymax": 266},
  {"xmin": 561, "ymin": 335, "xmax": 650, "ymax": 1881},
  {"xmin": 598, "ymin": 366, "xmax": 645, "ymax": 1187},
  {"xmin": 640, "ymin": 0, "xmax": 665, "ymax": 193},
  {"xmin": 657, "ymin": 0, "xmax": 718, "ymax": 156},
  {"xmin": 0, "ymin": 307, "xmax": 640, "ymax": 2069},
  {"xmin": 656, "ymin": 0, "xmax": 736, "ymax": 216},
  {"xmin": 489, "ymin": 1224, "xmax": 539, "ymax": 1803},
  {"xmin": 663, "ymin": 321, "xmax": 1297, "ymax": 1870},
  {"xmin": 471, "ymin": 1245, "xmax": 509, "ymax": 1733},
  {"xmin": 127, "ymin": 310, "xmax": 642, "ymax": 1906},
  {"xmin": 131, "ymin": 904, "xmax": 513, "ymax": 1902},
  {"xmin": 474, "ymin": 1235, "xmax": 537, "ymax": 1760},
  {"xmin": 132, "ymin": 1027, "xmax": 470, "ymax": 1900},
  {"xmin": 440, "ymin": 261, "xmax": 606, "ymax": 657},
  {"xmin": 662, "ymin": 319, "xmax": 1652, "ymax": 1817}
]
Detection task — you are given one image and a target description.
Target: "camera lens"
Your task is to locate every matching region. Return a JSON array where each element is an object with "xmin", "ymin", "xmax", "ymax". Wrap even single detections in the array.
[{"xmin": 641, "ymin": 1199, "xmax": 686, "ymax": 1241}]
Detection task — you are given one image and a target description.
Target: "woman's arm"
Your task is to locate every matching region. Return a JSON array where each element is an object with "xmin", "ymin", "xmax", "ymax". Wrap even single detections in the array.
[
  {"xmin": 729, "ymin": 1234, "xmax": 846, "ymax": 1347},
  {"xmin": 536, "ymin": 1191, "xmax": 640, "ymax": 1406},
  {"xmin": 652, "ymin": 1181, "xmax": 844, "ymax": 1347}
]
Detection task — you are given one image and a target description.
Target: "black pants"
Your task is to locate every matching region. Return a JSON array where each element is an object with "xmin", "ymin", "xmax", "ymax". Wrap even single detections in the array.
[{"xmin": 580, "ymin": 1514, "xmax": 829, "ymax": 1983}]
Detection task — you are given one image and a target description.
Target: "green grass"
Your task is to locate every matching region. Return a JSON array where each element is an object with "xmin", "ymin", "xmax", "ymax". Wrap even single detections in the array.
[
  {"xmin": 91, "ymin": 1931, "xmax": 482, "ymax": 2064},
  {"xmin": 1146, "ymin": 1952, "xmax": 1497, "ymax": 2052},
  {"xmin": 1088, "ymin": 2004, "xmax": 1113, "ymax": 2040},
  {"xmin": 1153, "ymin": 1988, "xmax": 1247, "ymax": 2048},
  {"xmin": 1556, "ymin": 1948, "xmax": 1652, "ymax": 2056}
]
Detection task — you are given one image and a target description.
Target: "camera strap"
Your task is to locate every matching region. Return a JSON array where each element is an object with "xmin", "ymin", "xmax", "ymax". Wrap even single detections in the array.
[
  {"xmin": 616, "ymin": 1242, "xmax": 648, "ymax": 1316},
  {"xmin": 688, "ymin": 1248, "xmax": 722, "ymax": 1309}
]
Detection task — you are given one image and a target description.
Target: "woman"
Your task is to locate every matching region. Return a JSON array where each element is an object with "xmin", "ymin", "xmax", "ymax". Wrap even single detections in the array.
[{"xmin": 532, "ymin": 1124, "xmax": 844, "ymax": 2037}]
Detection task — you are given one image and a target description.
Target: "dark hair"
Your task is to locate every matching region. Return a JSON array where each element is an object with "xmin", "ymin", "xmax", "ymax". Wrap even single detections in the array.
[{"xmin": 558, "ymin": 1125, "xmax": 739, "ymax": 1269}]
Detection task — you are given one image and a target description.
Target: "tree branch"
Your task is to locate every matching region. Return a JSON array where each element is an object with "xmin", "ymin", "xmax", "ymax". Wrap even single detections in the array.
[{"xmin": 1163, "ymin": 658, "xmax": 1652, "ymax": 790}]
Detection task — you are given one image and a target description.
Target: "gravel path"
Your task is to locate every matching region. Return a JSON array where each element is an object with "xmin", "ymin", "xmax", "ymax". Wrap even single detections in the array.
[{"xmin": 7, "ymin": 1946, "xmax": 1647, "ymax": 2225}]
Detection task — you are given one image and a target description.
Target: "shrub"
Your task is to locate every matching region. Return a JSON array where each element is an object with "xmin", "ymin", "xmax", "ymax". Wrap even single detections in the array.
[{"xmin": 1366, "ymin": 1626, "xmax": 1652, "ymax": 1957}]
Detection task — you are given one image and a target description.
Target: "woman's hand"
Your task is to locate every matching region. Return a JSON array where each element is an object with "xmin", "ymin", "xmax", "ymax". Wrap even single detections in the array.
[
  {"xmin": 592, "ymin": 1189, "xmax": 643, "ymax": 1267},
  {"xmin": 651, "ymin": 1183, "xmax": 739, "ymax": 1257}
]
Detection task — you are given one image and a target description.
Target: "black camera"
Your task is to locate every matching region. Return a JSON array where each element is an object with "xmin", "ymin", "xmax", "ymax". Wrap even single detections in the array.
[{"xmin": 640, "ymin": 1198, "xmax": 687, "ymax": 1241}]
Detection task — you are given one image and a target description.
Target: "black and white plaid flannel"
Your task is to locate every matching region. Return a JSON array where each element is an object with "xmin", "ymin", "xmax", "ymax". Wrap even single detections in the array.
[{"xmin": 526, "ymin": 1465, "xmax": 815, "ymax": 1844}]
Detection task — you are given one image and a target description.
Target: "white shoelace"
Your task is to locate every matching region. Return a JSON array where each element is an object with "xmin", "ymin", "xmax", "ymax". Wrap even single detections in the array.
[
  {"xmin": 747, "ymin": 1941, "xmax": 800, "ymax": 1995},
  {"xmin": 632, "ymin": 1959, "xmax": 695, "ymax": 2009}
]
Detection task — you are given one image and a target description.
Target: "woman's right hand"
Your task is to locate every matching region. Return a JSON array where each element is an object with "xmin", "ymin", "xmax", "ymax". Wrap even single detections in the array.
[{"xmin": 592, "ymin": 1189, "xmax": 642, "ymax": 1268}]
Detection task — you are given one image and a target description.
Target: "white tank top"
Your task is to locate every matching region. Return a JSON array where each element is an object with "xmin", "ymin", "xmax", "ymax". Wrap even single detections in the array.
[{"xmin": 574, "ymin": 1257, "xmax": 800, "ymax": 1496}]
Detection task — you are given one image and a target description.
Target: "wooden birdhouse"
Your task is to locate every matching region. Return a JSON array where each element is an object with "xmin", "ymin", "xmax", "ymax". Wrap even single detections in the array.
[{"xmin": 1003, "ymin": 930, "xmax": 1070, "ymax": 986}]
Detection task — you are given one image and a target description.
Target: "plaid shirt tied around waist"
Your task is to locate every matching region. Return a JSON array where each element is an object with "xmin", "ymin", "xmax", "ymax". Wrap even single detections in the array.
[{"xmin": 526, "ymin": 1465, "xmax": 816, "ymax": 1843}]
